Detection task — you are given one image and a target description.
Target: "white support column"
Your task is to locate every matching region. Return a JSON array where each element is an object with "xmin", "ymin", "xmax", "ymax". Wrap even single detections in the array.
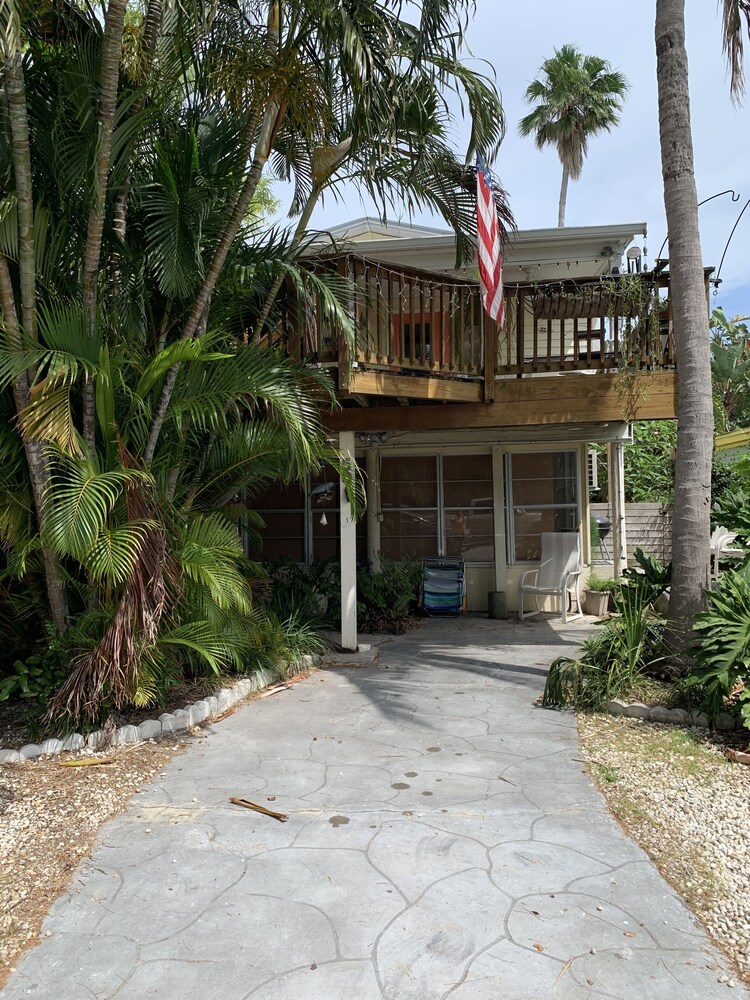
[
  {"xmin": 608, "ymin": 441, "xmax": 627, "ymax": 578},
  {"xmin": 491, "ymin": 445, "xmax": 507, "ymax": 593},
  {"xmin": 339, "ymin": 431, "xmax": 358, "ymax": 652},
  {"xmin": 366, "ymin": 448, "xmax": 381, "ymax": 572}
]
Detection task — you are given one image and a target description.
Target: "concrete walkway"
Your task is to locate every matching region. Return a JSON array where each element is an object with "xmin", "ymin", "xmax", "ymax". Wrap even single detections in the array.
[{"xmin": 2, "ymin": 617, "xmax": 744, "ymax": 999}]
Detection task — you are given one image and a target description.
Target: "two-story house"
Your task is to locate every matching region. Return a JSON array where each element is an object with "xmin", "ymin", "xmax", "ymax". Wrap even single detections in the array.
[{"xmin": 251, "ymin": 217, "xmax": 690, "ymax": 649}]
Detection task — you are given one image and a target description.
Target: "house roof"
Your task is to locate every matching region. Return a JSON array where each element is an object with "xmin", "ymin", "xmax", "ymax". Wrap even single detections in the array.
[{"xmin": 314, "ymin": 217, "xmax": 647, "ymax": 282}]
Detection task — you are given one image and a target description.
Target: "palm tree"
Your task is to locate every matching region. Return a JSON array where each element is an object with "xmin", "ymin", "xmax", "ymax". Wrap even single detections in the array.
[
  {"xmin": 519, "ymin": 44, "xmax": 628, "ymax": 227},
  {"xmin": 656, "ymin": 0, "xmax": 747, "ymax": 654},
  {"xmin": 0, "ymin": 0, "xmax": 510, "ymax": 717}
]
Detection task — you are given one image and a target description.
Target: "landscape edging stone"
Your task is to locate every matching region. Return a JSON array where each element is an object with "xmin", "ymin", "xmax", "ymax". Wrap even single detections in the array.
[{"xmin": 0, "ymin": 656, "xmax": 319, "ymax": 763}]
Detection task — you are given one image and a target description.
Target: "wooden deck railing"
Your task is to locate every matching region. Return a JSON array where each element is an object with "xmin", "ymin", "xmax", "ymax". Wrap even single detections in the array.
[
  {"xmin": 497, "ymin": 273, "xmax": 675, "ymax": 375},
  {"xmin": 281, "ymin": 257, "xmax": 678, "ymax": 392}
]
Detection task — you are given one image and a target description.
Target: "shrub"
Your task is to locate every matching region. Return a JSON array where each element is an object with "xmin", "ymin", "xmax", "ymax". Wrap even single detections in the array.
[
  {"xmin": 0, "ymin": 627, "xmax": 81, "ymax": 706},
  {"xmin": 356, "ymin": 558, "xmax": 423, "ymax": 633},
  {"xmin": 543, "ymin": 583, "xmax": 665, "ymax": 711},
  {"xmin": 687, "ymin": 564, "xmax": 750, "ymax": 731}
]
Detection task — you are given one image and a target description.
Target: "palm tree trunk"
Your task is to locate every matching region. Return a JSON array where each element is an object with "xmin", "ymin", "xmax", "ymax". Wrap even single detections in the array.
[
  {"xmin": 111, "ymin": 0, "xmax": 163, "ymax": 246},
  {"xmin": 253, "ymin": 185, "xmax": 322, "ymax": 342},
  {"xmin": 3, "ymin": 33, "xmax": 37, "ymax": 341},
  {"xmin": 81, "ymin": 0, "xmax": 128, "ymax": 451},
  {"xmin": 656, "ymin": 0, "xmax": 714, "ymax": 653},
  {"xmin": 0, "ymin": 256, "xmax": 69, "ymax": 632},
  {"xmin": 557, "ymin": 164, "xmax": 569, "ymax": 228},
  {"xmin": 143, "ymin": 99, "xmax": 285, "ymax": 463},
  {"xmin": 2, "ymin": 27, "xmax": 69, "ymax": 632}
]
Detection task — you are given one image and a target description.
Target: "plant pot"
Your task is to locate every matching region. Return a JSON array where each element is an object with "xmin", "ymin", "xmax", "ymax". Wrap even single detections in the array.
[{"xmin": 584, "ymin": 590, "xmax": 610, "ymax": 617}]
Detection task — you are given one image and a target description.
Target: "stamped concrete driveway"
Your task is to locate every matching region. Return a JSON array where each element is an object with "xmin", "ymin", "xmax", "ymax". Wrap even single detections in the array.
[{"xmin": 1, "ymin": 616, "xmax": 744, "ymax": 1000}]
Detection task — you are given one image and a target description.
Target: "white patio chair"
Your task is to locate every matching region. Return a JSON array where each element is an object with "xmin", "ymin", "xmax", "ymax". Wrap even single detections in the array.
[
  {"xmin": 710, "ymin": 525, "xmax": 740, "ymax": 582},
  {"xmin": 518, "ymin": 532, "xmax": 582, "ymax": 624}
]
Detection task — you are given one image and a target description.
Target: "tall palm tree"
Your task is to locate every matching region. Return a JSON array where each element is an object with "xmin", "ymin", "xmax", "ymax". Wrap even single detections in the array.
[
  {"xmin": 519, "ymin": 44, "xmax": 628, "ymax": 227},
  {"xmin": 656, "ymin": 0, "xmax": 747, "ymax": 655}
]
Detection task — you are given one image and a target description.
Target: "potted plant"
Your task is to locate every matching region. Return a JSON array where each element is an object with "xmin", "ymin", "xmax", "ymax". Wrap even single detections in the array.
[{"xmin": 583, "ymin": 573, "xmax": 614, "ymax": 617}]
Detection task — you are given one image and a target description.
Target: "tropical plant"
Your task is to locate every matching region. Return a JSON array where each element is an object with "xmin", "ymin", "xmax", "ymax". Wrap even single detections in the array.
[
  {"xmin": 710, "ymin": 307, "xmax": 750, "ymax": 432},
  {"xmin": 356, "ymin": 558, "xmax": 423, "ymax": 633},
  {"xmin": 712, "ymin": 488, "xmax": 750, "ymax": 547},
  {"xmin": 543, "ymin": 582, "xmax": 665, "ymax": 711},
  {"xmin": 518, "ymin": 44, "xmax": 628, "ymax": 227},
  {"xmin": 0, "ymin": 0, "xmax": 507, "ymax": 718},
  {"xmin": 687, "ymin": 562, "xmax": 750, "ymax": 732},
  {"xmin": 621, "ymin": 547, "xmax": 672, "ymax": 607}
]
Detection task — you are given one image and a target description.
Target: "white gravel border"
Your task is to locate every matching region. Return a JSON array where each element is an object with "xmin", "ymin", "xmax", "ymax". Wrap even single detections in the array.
[{"xmin": 0, "ymin": 655, "xmax": 320, "ymax": 765}]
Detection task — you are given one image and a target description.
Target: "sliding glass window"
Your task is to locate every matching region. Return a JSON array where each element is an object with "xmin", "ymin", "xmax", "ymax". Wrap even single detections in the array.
[{"xmin": 506, "ymin": 451, "xmax": 579, "ymax": 563}]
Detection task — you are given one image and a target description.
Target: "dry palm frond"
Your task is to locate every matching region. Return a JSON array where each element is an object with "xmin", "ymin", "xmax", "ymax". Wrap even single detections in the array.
[
  {"xmin": 722, "ymin": 0, "xmax": 750, "ymax": 102},
  {"xmin": 48, "ymin": 454, "xmax": 179, "ymax": 720}
]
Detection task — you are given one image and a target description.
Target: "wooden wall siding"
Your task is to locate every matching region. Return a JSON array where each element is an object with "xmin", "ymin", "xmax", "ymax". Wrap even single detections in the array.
[
  {"xmin": 591, "ymin": 502, "xmax": 673, "ymax": 564},
  {"xmin": 282, "ymin": 257, "xmax": 682, "ymax": 399}
]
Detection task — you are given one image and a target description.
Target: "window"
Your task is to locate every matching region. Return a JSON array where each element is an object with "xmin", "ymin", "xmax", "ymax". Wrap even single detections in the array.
[
  {"xmin": 248, "ymin": 465, "xmax": 366, "ymax": 564},
  {"xmin": 443, "ymin": 455, "xmax": 494, "ymax": 562},
  {"xmin": 380, "ymin": 454, "xmax": 494, "ymax": 563},
  {"xmin": 506, "ymin": 451, "xmax": 579, "ymax": 563},
  {"xmin": 248, "ymin": 483, "xmax": 306, "ymax": 562},
  {"xmin": 380, "ymin": 456, "xmax": 438, "ymax": 559}
]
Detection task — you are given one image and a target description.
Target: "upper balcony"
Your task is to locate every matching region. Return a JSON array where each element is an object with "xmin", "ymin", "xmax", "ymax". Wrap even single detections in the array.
[{"xmin": 279, "ymin": 254, "xmax": 694, "ymax": 404}]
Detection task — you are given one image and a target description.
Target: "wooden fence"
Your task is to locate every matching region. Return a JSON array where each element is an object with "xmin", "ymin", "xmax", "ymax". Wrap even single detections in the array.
[{"xmin": 591, "ymin": 502, "xmax": 673, "ymax": 565}]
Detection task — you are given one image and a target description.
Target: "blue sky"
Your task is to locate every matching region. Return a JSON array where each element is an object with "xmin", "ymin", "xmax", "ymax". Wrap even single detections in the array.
[{"xmin": 300, "ymin": 1, "xmax": 750, "ymax": 318}]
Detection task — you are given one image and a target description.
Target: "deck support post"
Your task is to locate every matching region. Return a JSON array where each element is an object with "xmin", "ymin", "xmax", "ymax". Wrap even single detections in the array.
[
  {"xmin": 339, "ymin": 430, "xmax": 358, "ymax": 652},
  {"xmin": 366, "ymin": 448, "xmax": 381, "ymax": 572},
  {"xmin": 608, "ymin": 441, "xmax": 627, "ymax": 578},
  {"xmin": 491, "ymin": 445, "xmax": 507, "ymax": 594}
]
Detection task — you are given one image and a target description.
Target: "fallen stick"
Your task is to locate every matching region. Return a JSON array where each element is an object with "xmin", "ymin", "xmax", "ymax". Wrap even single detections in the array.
[
  {"xmin": 229, "ymin": 796, "xmax": 288, "ymax": 822},
  {"xmin": 257, "ymin": 684, "xmax": 290, "ymax": 699},
  {"xmin": 58, "ymin": 757, "xmax": 116, "ymax": 767}
]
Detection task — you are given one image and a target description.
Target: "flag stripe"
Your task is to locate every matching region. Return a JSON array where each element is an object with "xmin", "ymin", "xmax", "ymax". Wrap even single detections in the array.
[{"xmin": 476, "ymin": 159, "xmax": 505, "ymax": 327}]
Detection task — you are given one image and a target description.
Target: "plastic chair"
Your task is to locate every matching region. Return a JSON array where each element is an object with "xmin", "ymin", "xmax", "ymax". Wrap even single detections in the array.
[{"xmin": 518, "ymin": 532, "xmax": 582, "ymax": 624}]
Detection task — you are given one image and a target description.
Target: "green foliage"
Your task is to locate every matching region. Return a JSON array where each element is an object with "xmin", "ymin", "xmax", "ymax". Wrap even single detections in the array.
[
  {"xmin": 585, "ymin": 573, "xmax": 619, "ymax": 593},
  {"xmin": 356, "ymin": 558, "xmax": 423, "ymax": 634},
  {"xmin": 0, "ymin": 0, "xmax": 510, "ymax": 718},
  {"xmin": 710, "ymin": 308, "xmax": 750, "ymax": 432},
  {"xmin": 592, "ymin": 421, "xmax": 676, "ymax": 504},
  {"xmin": 621, "ymin": 547, "xmax": 672, "ymax": 606},
  {"xmin": 518, "ymin": 44, "xmax": 629, "ymax": 183},
  {"xmin": 712, "ymin": 488, "xmax": 750, "ymax": 546},
  {"xmin": 263, "ymin": 559, "xmax": 330, "ymax": 627},
  {"xmin": 0, "ymin": 631, "xmax": 75, "ymax": 704},
  {"xmin": 543, "ymin": 582, "xmax": 665, "ymax": 711},
  {"xmin": 687, "ymin": 563, "xmax": 750, "ymax": 732}
]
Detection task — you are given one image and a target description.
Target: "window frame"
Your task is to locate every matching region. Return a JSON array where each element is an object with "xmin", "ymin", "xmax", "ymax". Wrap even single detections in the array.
[{"xmin": 504, "ymin": 449, "xmax": 581, "ymax": 565}]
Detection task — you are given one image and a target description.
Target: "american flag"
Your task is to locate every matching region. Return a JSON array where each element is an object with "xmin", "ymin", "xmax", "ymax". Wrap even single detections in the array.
[{"xmin": 476, "ymin": 156, "xmax": 505, "ymax": 326}]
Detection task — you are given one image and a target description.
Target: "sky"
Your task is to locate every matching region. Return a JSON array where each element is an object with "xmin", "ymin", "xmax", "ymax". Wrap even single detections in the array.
[{"xmin": 302, "ymin": 1, "xmax": 750, "ymax": 319}]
